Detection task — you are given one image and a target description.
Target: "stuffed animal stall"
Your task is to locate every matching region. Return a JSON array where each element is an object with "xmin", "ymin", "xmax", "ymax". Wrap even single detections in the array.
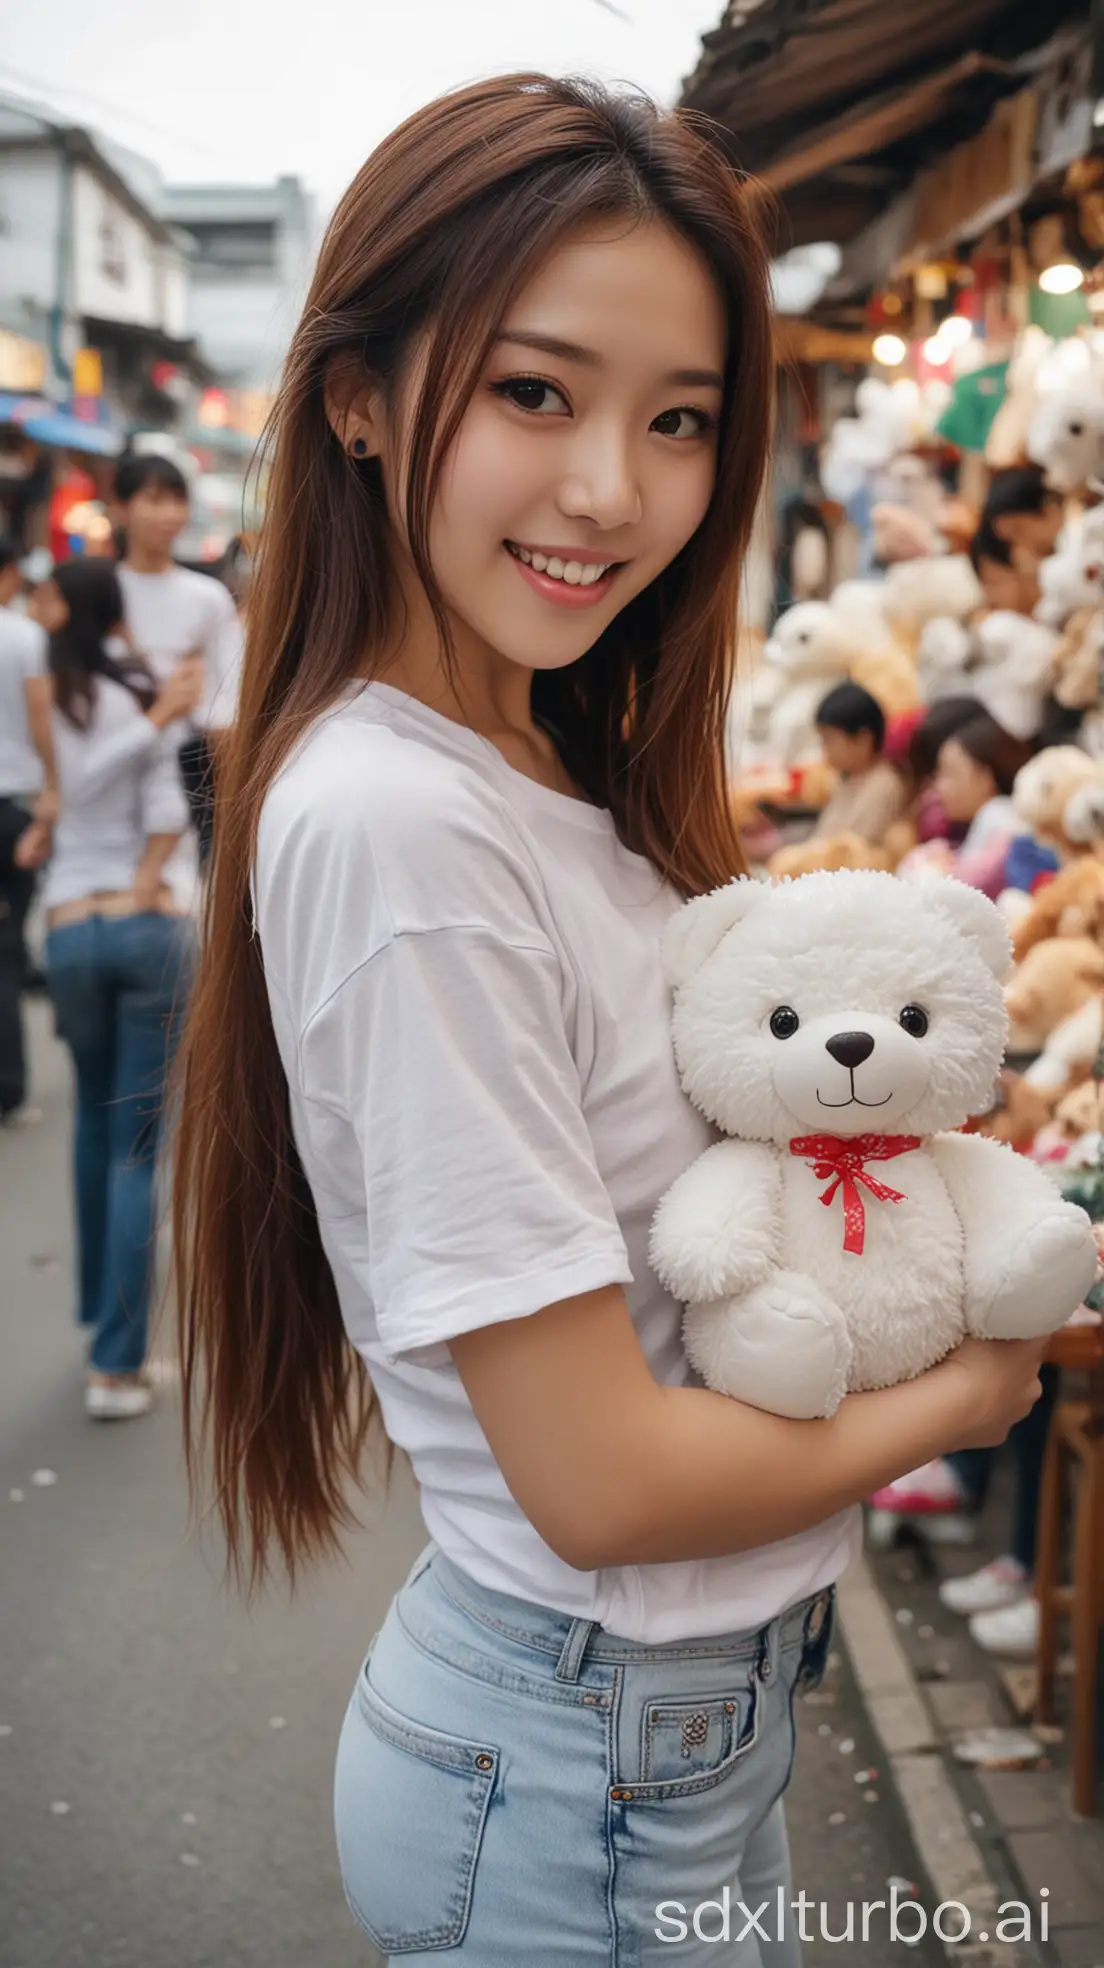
[{"xmin": 650, "ymin": 872, "xmax": 1096, "ymax": 1420}]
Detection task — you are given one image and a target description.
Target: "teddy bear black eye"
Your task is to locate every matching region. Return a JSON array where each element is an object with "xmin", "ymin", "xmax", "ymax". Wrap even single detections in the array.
[
  {"xmin": 770, "ymin": 1006, "xmax": 800, "ymax": 1040},
  {"xmin": 899, "ymin": 1004, "xmax": 929, "ymax": 1038}
]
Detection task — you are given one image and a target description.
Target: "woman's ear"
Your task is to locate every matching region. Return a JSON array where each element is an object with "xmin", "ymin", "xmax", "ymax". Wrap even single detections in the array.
[{"xmin": 323, "ymin": 352, "xmax": 385, "ymax": 461}]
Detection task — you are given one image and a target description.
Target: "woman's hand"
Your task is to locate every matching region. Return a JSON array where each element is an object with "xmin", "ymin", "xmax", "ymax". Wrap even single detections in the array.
[
  {"xmin": 148, "ymin": 656, "xmax": 204, "ymax": 730},
  {"xmin": 13, "ymin": 820, "xmax": 52, "ymax": 870},
  {"xmin": 932, "ymin": 1335, "xmax": 1047, "ymax": 1450}
]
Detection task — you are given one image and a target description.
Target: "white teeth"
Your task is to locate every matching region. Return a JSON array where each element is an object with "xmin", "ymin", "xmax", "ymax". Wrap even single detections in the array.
[{"xmin": 509, "ymin": 543, "xmax": 614, "ymax": 585}]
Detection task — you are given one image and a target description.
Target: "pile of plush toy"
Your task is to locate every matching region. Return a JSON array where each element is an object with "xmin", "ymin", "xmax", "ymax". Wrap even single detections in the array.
[{"xmin": 737, "ymin": 362, "xmax": 1104, "ymax": 1175}]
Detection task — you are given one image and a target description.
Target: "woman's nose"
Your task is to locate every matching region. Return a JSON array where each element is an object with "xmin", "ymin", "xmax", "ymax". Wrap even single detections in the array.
[{"xmin": 557, "ymin": 431, "xmax": 643, "ymax": 531}]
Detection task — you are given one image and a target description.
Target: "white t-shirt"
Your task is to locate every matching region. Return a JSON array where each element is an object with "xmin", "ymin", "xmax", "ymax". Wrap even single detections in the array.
[
  {"xmin": 254, "ymin": 681, "xmax": 859, "ymax": 1643},
  {"xmin": 117, "ymin": 564, "xmax": 243, "ymax": 734},
  {"xmin": 0, "ymin": 606, "xmax": 47, "ymax": 798},
  {"xmin": 40, "ymin": 677, "xmax": 189, "ymax": 910}
]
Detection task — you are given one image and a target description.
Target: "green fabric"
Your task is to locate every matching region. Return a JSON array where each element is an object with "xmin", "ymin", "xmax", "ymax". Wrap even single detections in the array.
[
  {"xmin": 934, "ymin": 362, "xmax": 1009, "ymax": 454},
  {"xmin": 1029, "ymin": 287, "xmax": 1092, "ymax": 338}
]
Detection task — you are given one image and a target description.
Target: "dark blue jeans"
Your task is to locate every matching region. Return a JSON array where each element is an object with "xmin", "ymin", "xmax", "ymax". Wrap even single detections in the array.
[{"xmin": 46, "ymin": 911, "xmax": 195, "ymax": 1375}]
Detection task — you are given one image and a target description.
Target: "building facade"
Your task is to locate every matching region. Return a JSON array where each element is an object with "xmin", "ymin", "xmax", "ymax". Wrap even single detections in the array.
[{"xmin": 160, "ymin": 177, "xmax": 316, "ymax": 392}]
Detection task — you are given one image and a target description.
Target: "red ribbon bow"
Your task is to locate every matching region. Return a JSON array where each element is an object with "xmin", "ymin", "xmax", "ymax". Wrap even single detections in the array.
[{"xmin": 789, "ymin": 1133, "xmax": 922, "ymax": 1256}]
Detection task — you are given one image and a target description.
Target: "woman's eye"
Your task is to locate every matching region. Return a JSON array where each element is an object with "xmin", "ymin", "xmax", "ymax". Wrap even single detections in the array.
[
  {"xmin": 492, "ymin": 377, "xmax": 569, "ymax": 416},
  {"xmin": 651, "ymin": 406, "xmax": 715, "ymax": 439}
]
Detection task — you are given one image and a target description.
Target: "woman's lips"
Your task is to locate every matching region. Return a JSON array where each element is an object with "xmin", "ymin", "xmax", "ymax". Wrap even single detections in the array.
[{"xmin": 504, "ymin": 541, "xmax": 622, "ymax": 610}]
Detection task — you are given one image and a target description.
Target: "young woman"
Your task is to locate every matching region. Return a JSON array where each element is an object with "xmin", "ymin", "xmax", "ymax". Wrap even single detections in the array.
[
  {"xmin": 932, "ymin": 714, "xmax": 1033, "ymax": 899},
  {"xmin": 37, "ymin": 559, "xmax": 199, "ymax": 1419},
  {"xmin": 175, "ymin": 77, "xmax": 1046, "ymax": 1964}
]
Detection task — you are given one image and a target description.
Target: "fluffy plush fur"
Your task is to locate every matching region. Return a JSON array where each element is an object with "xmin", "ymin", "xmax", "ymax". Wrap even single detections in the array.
[{"xmin": 651, "ymin": 872, "xmax": 1096, "ymax": 1420}]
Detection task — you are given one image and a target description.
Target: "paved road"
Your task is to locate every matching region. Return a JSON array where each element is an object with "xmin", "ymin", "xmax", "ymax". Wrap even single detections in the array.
[{"xmin": 1, "ymin": 1002, "xmax": 940, "ymax": 1967}]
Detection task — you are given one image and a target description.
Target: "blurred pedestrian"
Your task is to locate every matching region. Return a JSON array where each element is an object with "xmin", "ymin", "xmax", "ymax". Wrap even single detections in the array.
[
  {"xmin": 0, "ymin": 534, "xmax": 57, "ymax": 1124},
  {"xmin": 39, "ymin": 559, "xmax": 201, "ymax": 1419},
  {"xmin": 113, "ymin": 453, "xmax": 243, "ymax": 868}
]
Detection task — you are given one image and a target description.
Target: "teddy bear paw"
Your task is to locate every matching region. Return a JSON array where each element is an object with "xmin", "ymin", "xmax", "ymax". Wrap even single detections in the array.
[
  {"xmin": 684, "ymin": 1271, "xmax": 852, "ymax": 1420},
  {"xmin": 979, "ymin": 1206, "xmax": 1099, "ymax": 1340}
]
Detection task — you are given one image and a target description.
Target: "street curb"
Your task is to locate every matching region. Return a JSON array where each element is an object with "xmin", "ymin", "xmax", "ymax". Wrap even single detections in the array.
[{"xmin": 837, "ymin": 1554, "xmax": 1034, "ymax": 1968}]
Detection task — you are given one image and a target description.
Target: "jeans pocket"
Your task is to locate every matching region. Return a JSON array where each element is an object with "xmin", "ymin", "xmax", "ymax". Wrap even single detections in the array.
[
  {"xmin": 627, "ymin": 1676, "xmax": 760, "ymax": 1801},
  {"xmin": 334, "ymin": 1654, "xmax": 499, "ymax": 1954}
]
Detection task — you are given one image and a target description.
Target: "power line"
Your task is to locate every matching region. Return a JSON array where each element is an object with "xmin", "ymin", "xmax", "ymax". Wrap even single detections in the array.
[
  {"xmin": 0, "ymin": 58, "xmax": 236, "ymax": 165},
  {"xmin": 588, "ymin": 0, "xmax": 634, "ymax": 19}
]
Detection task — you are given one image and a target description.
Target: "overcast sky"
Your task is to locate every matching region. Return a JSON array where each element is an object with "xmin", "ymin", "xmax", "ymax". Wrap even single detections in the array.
[{"xmin": 3, "ymin": 0, "xmax": 725, "ymax": 213}]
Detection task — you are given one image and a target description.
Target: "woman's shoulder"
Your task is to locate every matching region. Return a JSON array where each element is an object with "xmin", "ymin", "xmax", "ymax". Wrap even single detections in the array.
[{"xmin": 256, "ymin": 691, "xmax": 549, "ymax": 948}]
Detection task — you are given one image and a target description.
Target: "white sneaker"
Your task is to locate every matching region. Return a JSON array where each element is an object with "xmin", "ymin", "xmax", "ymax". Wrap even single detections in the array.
[
  {"xmin": 0, "ymin": 1105, "xmax": 43, "ymax": 1129},
  {"xmin": 85, "ymin": 1379, "xmax": 154, "ymax": 1421},
  {"xmin": 969, "ymin": 1596, "xmax": 1039, "ymax": 1659},
  {"xmin": 940, "ymin": 1557, "xmax": 1029, "ymax": 1618}
]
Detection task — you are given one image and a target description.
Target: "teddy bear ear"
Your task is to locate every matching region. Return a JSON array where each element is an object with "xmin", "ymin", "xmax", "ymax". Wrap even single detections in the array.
[
  {"xmin": 661, "ymin": 879, "xmax": 764, "ymax": 988},
  {"xmin": 925, "ymin": 877, "xmax": 1013, "ymax": 982}
]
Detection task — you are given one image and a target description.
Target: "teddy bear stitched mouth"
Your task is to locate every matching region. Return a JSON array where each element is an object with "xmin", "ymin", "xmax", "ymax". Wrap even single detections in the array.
[{"xmin": 816, "ymin": 1076, "xmax": 894, "ymax": 1110}]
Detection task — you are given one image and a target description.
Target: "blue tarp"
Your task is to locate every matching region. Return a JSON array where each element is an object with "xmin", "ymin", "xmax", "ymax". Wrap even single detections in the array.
[{"xmin": 0, "ymin": 392, "xmax": 124, "ymax": 457}]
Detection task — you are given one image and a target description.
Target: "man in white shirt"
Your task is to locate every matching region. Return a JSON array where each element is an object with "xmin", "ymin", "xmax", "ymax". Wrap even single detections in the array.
[
  {"xmin": 113, "ymin": 452, "xmax": 244, "ymax": 865},
  {"xmin": 0, "ymin": 535, "xmax": 57, "ymax": 1122}
]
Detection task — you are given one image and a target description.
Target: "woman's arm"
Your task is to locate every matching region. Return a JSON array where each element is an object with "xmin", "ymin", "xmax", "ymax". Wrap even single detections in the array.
[
  {"xmin": 24, "ymin": 673, "xmax": 59, "ymax": 824},
  {"xmin": 449, "ymin": 1285, "xmax": 1044, "ymax": 1572}
]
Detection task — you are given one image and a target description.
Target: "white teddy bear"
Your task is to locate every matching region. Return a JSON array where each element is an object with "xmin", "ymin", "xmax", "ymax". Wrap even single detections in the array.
[
  {"xmin": 916, "ymin": 610, "xmax": 1058, "ymax": 739},
  {"xmin": 650, "ymin": 872, "xmax": 1096, "ymax": 1421},
  {"xmin": 1028, "ymin": 384, "xmax": 1104, "ymax": 495},
  {"xmin": 750, "ymin": 602, "xmax": 853, "ymax": 768}
]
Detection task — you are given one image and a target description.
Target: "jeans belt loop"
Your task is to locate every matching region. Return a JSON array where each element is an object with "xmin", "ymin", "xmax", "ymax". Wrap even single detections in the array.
[{"xmin": 554, "ymin": 1616, "xmax": 598, "ymax": 1683}]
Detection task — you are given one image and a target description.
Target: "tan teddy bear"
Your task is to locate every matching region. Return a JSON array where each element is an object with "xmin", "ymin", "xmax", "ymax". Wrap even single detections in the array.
[
  {"xmin": 767, "ymin": 832, "xmax": 895, "ymax": 880},
  {"xmin": 1013, "ymin": 855, "xmax": 1104, "ymax": 960},
  {"xmin": 1004, "ymin": 936, "xmax": 1104, "ymax": 1054}
]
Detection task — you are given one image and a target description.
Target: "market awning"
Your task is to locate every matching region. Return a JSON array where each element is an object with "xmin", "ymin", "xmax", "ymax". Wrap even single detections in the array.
[
  {"xmin": 761, "ymin": 52, "xmax": 1005, "ymax": 193},
  {"xmin": 680, "ymin": 0, "xmax": 1092, "ymax": 248},
  {"xmin": 0, "ymin": 392, "xmax": 124, "ymax": 457}
]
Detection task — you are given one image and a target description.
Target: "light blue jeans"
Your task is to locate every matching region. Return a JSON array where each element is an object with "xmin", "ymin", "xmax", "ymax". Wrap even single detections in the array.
[
  {"xmin": 45, "ymin": 910, "xmax": 195, "ymax": 1374},
  {"xmin": 334, "ymin": 1548, "xmax": 836, "ymax": 1965}
]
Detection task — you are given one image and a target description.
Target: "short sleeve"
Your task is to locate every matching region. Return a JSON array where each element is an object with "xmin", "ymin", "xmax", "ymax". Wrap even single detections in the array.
[
  {"xmin": 20, "ymin": 620, "xmax": 48, "ymax": 680},
  {"xmin": 140, "ymin": 731, "xmax": 190, "ymax": 838},
  {"xmin": 197, "ymin": 586, "xmax": 244, "ymax": 732},
  {"xmin": 302, "ymin": 924, "xmax": 632, "ymax": 1366}
]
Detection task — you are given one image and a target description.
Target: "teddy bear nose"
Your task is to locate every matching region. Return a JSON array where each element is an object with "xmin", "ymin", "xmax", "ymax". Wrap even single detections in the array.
[{"xmin": 825, "ymin": 1030, "xmax": 875, "ymax": 1069}]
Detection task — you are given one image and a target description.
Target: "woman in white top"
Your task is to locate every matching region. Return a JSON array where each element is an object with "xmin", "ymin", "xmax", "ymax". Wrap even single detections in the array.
[
  {"xmin": 173, "ymin": 78, "xmax": 1045, "ymax": 1964},
  {"xmin": 37, "ymin": 559, "xmax": 200, "ymax": 1420}
]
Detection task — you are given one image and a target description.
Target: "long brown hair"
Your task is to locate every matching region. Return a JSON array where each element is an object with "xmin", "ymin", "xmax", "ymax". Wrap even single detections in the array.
[
  {"xmin": 48, "ymin": 560, "xmax": 156, "ymax": 730},
  {"xmin": 174, "ymin": 73, "xmax": 774, "ymax": 1591}
]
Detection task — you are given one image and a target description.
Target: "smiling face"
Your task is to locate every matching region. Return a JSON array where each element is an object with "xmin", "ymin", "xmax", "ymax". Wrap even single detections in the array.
[
  {"xmin": 356, "ymin": 217, "xmax": 726, "ymax": 679},
  {"xmin": 668, "ymin": 872, "xmax": 1009, "ymax": 1145}
]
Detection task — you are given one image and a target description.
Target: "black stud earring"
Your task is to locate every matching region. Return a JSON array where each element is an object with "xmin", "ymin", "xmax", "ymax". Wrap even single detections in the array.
[{"xmin": 350, "ymin": 437, "xmax": 368, "ymax": 459}]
